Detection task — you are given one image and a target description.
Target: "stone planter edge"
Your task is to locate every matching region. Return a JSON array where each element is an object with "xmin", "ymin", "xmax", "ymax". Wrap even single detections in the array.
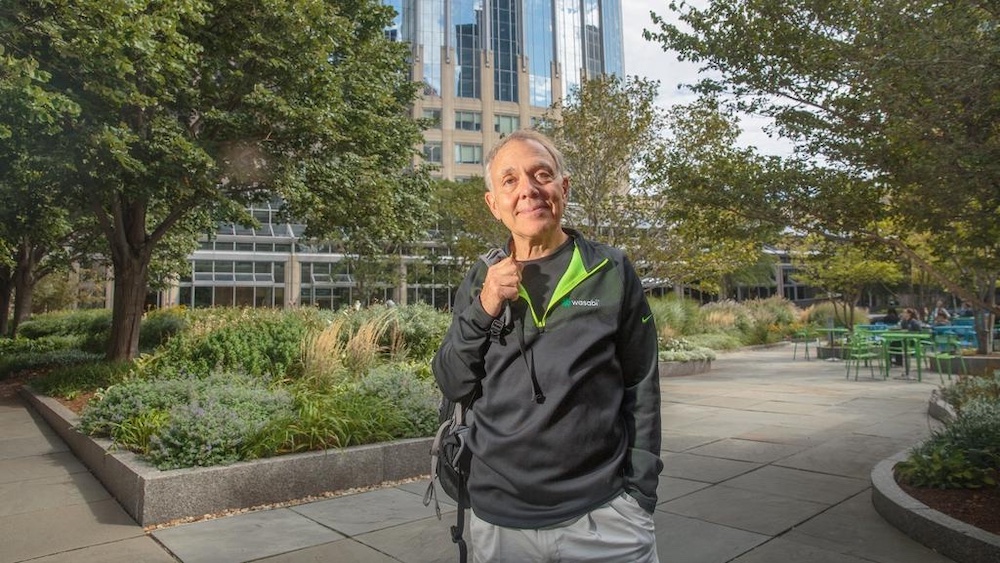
[{"xmin": 19, "ymin": 386, "xmax": 432, "ymax": 527}]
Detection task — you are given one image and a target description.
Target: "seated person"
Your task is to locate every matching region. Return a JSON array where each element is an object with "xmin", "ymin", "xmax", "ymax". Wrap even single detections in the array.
[
  {"xmin": 882, "ymin": 307, "xmax": 900, "ymax": 326},
  {"xmin": 930, "ymin": 299, "xmax": 951, "ymax": 324},
  {"xmin": 900, "ymin": 308, "xmax": 923, "ymax": 331},
  {"xmin": 932, "ymin": 310, "xmax": 951, "ymax": 326},
  {"xmin": 957, "ymin": 301, "xmax": 974, "ymax": 317}
]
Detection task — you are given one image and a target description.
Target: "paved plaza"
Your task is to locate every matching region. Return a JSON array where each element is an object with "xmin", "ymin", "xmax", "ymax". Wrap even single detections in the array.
[{"xmin": 0, "ymin": 346, "xmax": 958, "ymax": 562}]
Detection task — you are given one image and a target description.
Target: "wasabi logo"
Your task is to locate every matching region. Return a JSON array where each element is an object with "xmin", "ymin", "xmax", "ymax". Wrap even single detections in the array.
[{"xmin": 561, "ymin": 297, "xmax": 600, "ymax": 308}]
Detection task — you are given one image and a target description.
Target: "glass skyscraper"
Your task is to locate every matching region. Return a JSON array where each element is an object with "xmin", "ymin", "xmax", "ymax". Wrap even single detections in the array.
[{"xmin": 384, "ymin": 0, "xmax": 624, "ymax": 179}]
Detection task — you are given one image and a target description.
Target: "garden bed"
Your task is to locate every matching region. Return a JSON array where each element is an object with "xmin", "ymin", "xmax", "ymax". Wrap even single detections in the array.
[{"xmin": 20, "ymin": 386, "xmax": 431, "ymax": 527}]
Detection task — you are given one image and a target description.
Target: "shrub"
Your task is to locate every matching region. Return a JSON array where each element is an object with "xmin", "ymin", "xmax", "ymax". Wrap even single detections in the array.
[
  {"xmin": 245, "ymin": 384, "xmax": 410, "ymax": 456},
  {"xmin": 0, "ymin": 349, "xmax": 103, "ymax": 380},
  {"xmin": 0, "ymin": 335, "xmax": 82, "ymax": 356},
  {"xmin": 658, "ymin": 338, "xmax": 717, "ymax": 362},
  {"xmin": 649, "ymin": 295, "xmax": 703, "ymax": 338},
  {"xmin": 139, "ymin": 307, "xmax": 188, "ymax": 352},
  {"xmin": 17, "ymin": 309, "xmax": 112, "ymax": 339},
  {"xmin": 147, "ymin": 386, "xmax": 294, "ymax": 470},
  {"xmin": 31, "ymin": 361, "xmax": 133, "ymax": 400},
  {"xmin": 358, "ymin": 363, "xmax": 439, "ymax": 437},
  {"xmin": 80, "ymin": 373, "xmax": 294, "ymax": 469},
  {"xmin": 896, "ymin": 398, "xmax": 1000, "ymax": 489},
  {"xmin": 137, "ymin": 308, "xmax": 323, "ymax": 380},
  {"xmin": 388, "ymin": 303, "xmax": 451, "ymax": 361},
  {"xmin": 683, "ymin": 332, "xmax": 744, "ymax": 351},
  {"xmin": 939, "ymin": 372, "xmax": 1000, "ymax": 412}
]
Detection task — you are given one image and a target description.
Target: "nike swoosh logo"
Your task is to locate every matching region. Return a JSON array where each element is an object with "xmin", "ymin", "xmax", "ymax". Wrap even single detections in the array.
[{"xmin": 642, "ymin": 314, "xmax": 654, "ymax": 323}]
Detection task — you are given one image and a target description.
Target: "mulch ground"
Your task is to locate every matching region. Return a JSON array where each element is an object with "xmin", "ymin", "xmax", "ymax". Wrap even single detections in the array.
[{"xmin": 898, "ymin": 481, "xmax": 1000, "ymax": 536}]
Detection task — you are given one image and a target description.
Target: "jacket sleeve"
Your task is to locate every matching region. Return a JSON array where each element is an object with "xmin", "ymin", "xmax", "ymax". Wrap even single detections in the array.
[
  {"xmin": 432, "ymin": 263, "xmax": 496, "ymax": 402},
  {"xmin": 616, "ymin": 255, "xmax": 663, "ymax": 513}
]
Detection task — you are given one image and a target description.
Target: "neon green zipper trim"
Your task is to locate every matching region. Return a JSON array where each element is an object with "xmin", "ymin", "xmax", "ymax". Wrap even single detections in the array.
[{"xmin": 518, "ymin": 245, "xmax": 609, "ymax": 329}]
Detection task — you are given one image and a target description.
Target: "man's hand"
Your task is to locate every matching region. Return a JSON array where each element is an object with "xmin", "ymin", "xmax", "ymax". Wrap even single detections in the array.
[{"xmin": 480, "ymin": 247, "xmax": 521, "ymax": 317}]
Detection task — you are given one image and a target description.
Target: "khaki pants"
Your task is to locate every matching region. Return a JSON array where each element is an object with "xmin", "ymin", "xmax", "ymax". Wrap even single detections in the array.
[{"xmin": 470, "ymin": 493, "xmax": 659, "ymax": 563}]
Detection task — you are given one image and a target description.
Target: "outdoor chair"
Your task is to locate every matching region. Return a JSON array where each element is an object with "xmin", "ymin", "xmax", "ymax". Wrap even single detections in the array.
[
  {"xmin": 792, "ymin": 328, "xmax": 818, "ymax": 360},
  {"xmin": 922, "ymin": 334, "xmax": 968, "ymax": 384},
  {"xmin": 845, "ymin": 332, "xmax": 883, "ymax": 380}
]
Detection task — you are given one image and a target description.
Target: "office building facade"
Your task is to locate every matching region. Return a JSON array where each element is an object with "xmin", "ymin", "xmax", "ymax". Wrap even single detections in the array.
[
  {"xmin": 384, "ymin": 0, "xmax": 624, "ymax": 179},
  {"xmin": 163, "ymin": 1, "xmax": 625, "ymax": 310}
]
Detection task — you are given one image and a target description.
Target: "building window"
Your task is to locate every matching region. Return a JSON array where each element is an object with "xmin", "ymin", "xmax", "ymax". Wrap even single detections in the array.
[
  {"xmin": 455, "ymin": 144, "xmax": 483, "ymax": 164},
  {"xmin": 494, "ymin": 114, "xmax": 520, "ymax": 134},
  {"xmin": 423, "ymin": 142, "xmax": 443, "ymax": 163},
  {"xmin": 422, "ymin": 108, "xmax": 441, "ymax": 127},
  {"xmin": 455, "ymin": 111, "xmax": 482, "ymax": 132}
]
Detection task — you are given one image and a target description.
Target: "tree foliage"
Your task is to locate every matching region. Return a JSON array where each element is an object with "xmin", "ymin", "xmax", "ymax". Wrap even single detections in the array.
[
  {"xmin": 542, "ymin": 75, "xmax": 771, "ymax": 293},
  {"xmin": 647, "ymin": 0, "xmax": 999, "ymax": 349},
  {"xmin": 3, "ymin": 0, "xmax": 428, "ymax": 358}
]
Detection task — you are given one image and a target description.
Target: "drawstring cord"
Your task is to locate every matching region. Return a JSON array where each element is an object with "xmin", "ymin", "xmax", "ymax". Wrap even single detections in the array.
[{"xmin": 515, "ymin": 306, "xmax": 545, "ymax": 404}]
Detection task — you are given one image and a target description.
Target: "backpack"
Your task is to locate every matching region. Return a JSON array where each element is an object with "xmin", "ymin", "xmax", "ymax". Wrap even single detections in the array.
[
  {"xmin": 422, "ymin": 247, "xmax": 508, "ymax": 563},
  {"xmin": 423, "ymin": 395, "xmax": 475, "ymax": 561}
]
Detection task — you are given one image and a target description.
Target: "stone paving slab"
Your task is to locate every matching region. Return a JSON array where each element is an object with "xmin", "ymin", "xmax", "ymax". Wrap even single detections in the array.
[
  {"xmin": 730, "ymin": 537, "xmax": 875, "ymax": 563},
  {"xmin": 659, "ymin": 451, "xmax": 761, "ymax": 483},
  {"xmin": 290, "ymin": 487, "xmax": 434, "ymax": 537},
  {"xmin": 685, "ymin": 437, "xmax": 805, "ymax": 463},
  {"xmin": 253, "ymin": 537, "xmax": 402, "ymax": 562},
  {"xmin": 652, "ymin": 511, "xmax": 768, "ymax": 563},
  {"xmin": 775, "ymin": 434, "xmax": 912, "ymax": 480},
  {"xmin": 656, "ymin": 475, "xmax": 711, "ymax": 503},
  {"xmin": 0, "ymin": 433, "xmax": 68, "ymax": 461},
  {"xmin": 26, "ymin": 537, "xmax": 178, "ymax": 563},
  {"xmin": 786, "ymin": 493, "xmax": 955, "ymax": 563},
  {"xmin": 661, "ymin": 432, "xmax": 720, "ymax": 452},
  {"xmin": 661, "ymin": 484, "xmax": 830, "ymax": 535},
  {"xmin": 722, "ymin": 464, "xmax": 869, "ymax": 505},
  {"xmin": 350, "ymin": 513, "xmax": 467, "ymax": 563},
  {"xmin": 0, "ymin": 471, "xmax": 111, "ymax": 517},
  {"xmin": 0, "ymin": 499, "xmax": 144, "ymax": 563},
  {"xmin": 0, "ymin": 450, "xmax": 86, "ymax": 484},
  {"xmin": 153, "ymin": 509, "xmax": 345, "ymax": 563}
]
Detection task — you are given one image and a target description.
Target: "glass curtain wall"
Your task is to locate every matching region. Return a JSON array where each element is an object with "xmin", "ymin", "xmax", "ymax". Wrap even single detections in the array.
[
  {"xmin": 453, "ymin": 0, "xmax": 483, "ymax": 98},
  {"xmin": 524, "ymin": 0, "xmax": 554, "ymax": 106},
  {"xmin": 417, "ymin": 1, "xmax": 446, "ymax": 96},
  {"xmin": 492, "ymin": 0, "xmax": 521, "ymax": 102}
]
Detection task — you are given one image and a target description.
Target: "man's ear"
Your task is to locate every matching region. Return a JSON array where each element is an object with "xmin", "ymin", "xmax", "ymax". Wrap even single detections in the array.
[
  {"xmin": 562, "ymin": 176, "xmax": 570, "ymax": 199},
  {"xmin": 485, "ymin": 190, "xmax": 500, "ymax": 220}
]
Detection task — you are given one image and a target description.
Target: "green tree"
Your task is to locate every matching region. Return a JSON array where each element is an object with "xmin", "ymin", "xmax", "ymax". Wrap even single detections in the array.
[
  {"xmin": 4, "ymin": 0, "xmax": 427, "ymax": 359},
  {"xmin": 789, "ymin": 235, "xmax": 904, "ymax": 327},
  {"xmin": 542, "ymin": 76, "xmax": 771, "ymax": 293},
  {"xmin": 647, "ymin": 0, "xmax": 1000, "ymax": 350},
  {"xmin": 430, "ymin": 177, "xmax": 508, "ymax": 280}
]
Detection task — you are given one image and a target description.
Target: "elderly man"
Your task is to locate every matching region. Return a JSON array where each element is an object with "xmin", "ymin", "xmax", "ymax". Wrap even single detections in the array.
[{"xmin": 432, "ymin": 129, "xmax": 662, "ymax": 562}]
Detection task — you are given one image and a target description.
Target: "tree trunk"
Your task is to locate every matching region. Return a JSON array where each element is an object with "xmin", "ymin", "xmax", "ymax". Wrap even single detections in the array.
[
  {"xmin": 106, "ymin": 255, "xmax": 150, "ymax": 361},
  {"xmin": 0, "ymin": 265, "xmax": 12, "ymax": 338},
  {"xmin": 10, "ymin": 242, "xmax": 37, "ymax": 337}
]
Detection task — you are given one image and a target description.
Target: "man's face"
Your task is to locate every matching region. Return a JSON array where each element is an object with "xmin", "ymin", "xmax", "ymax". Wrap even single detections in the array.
[{"xmin": 485, "ymin": 139, "xmax": 569, "ymax": 241}]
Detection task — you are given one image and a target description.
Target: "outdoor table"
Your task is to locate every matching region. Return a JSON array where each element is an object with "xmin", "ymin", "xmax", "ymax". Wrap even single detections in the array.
[
  {"xmin": 816, "ymin": 327, "xmax": 850, "ymax": 347},
  {"xmin": 879, "ymin": 331, "xmax": 929, "ymax": 380}
]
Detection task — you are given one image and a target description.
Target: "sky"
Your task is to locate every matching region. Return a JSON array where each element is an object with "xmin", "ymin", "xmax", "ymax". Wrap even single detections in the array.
[{"xmin": 619, "ymin": 1, "xmax": 793, "ymax": 156}]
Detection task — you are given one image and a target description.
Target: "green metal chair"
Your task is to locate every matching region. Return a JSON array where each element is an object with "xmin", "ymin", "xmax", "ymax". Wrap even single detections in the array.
[
  {"xmin": 845, "ymin": 331, "xmax": 883, "ymax": 380},
  {"xmin": 922, "ymin": 334, "xmax": 968, "ymax": 384},
  {"xmin": 792, "ymin": 328, "xmax": 818, "ymax": 360}
]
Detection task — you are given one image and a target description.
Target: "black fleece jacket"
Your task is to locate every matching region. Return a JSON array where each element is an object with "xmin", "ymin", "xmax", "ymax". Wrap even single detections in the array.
[{"xmin": 432, "ymin": 230, "xmax": 662, "ymax": 528}]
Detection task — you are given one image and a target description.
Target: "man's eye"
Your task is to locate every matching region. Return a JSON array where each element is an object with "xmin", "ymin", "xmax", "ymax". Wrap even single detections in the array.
[
  {"xmin": 502, "ymin": 177, "xmax": 517, "ymax": 186},
  {"xmin": 535, "ymin": 171, "xmax": 553, "ymax": 182}
]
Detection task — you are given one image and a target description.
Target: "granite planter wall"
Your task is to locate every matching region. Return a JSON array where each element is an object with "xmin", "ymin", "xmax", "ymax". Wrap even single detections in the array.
[
  {"xmin": 659, "ymin": 359, "xmax": 712, "ymax": 377},
  {"xmin": 20, "ymin": 387, "xmax": 432, "ymax": 527}
]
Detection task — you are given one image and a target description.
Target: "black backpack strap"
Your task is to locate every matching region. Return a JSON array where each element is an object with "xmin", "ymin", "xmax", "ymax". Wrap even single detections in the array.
[{"xmin": 452, "ymin": 472, "xmax": 469, "ymax": 563}]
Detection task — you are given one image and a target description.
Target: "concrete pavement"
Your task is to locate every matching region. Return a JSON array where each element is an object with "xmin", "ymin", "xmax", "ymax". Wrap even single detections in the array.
[{"xmin": 1, "ymin": 346, "xmax": 959, "ymax": 562}]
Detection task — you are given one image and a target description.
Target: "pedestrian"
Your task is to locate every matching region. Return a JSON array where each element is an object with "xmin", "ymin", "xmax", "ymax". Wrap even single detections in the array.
[{"xmin": 432, "ymin": 129, "xmax": 662, "ymax": 562}]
